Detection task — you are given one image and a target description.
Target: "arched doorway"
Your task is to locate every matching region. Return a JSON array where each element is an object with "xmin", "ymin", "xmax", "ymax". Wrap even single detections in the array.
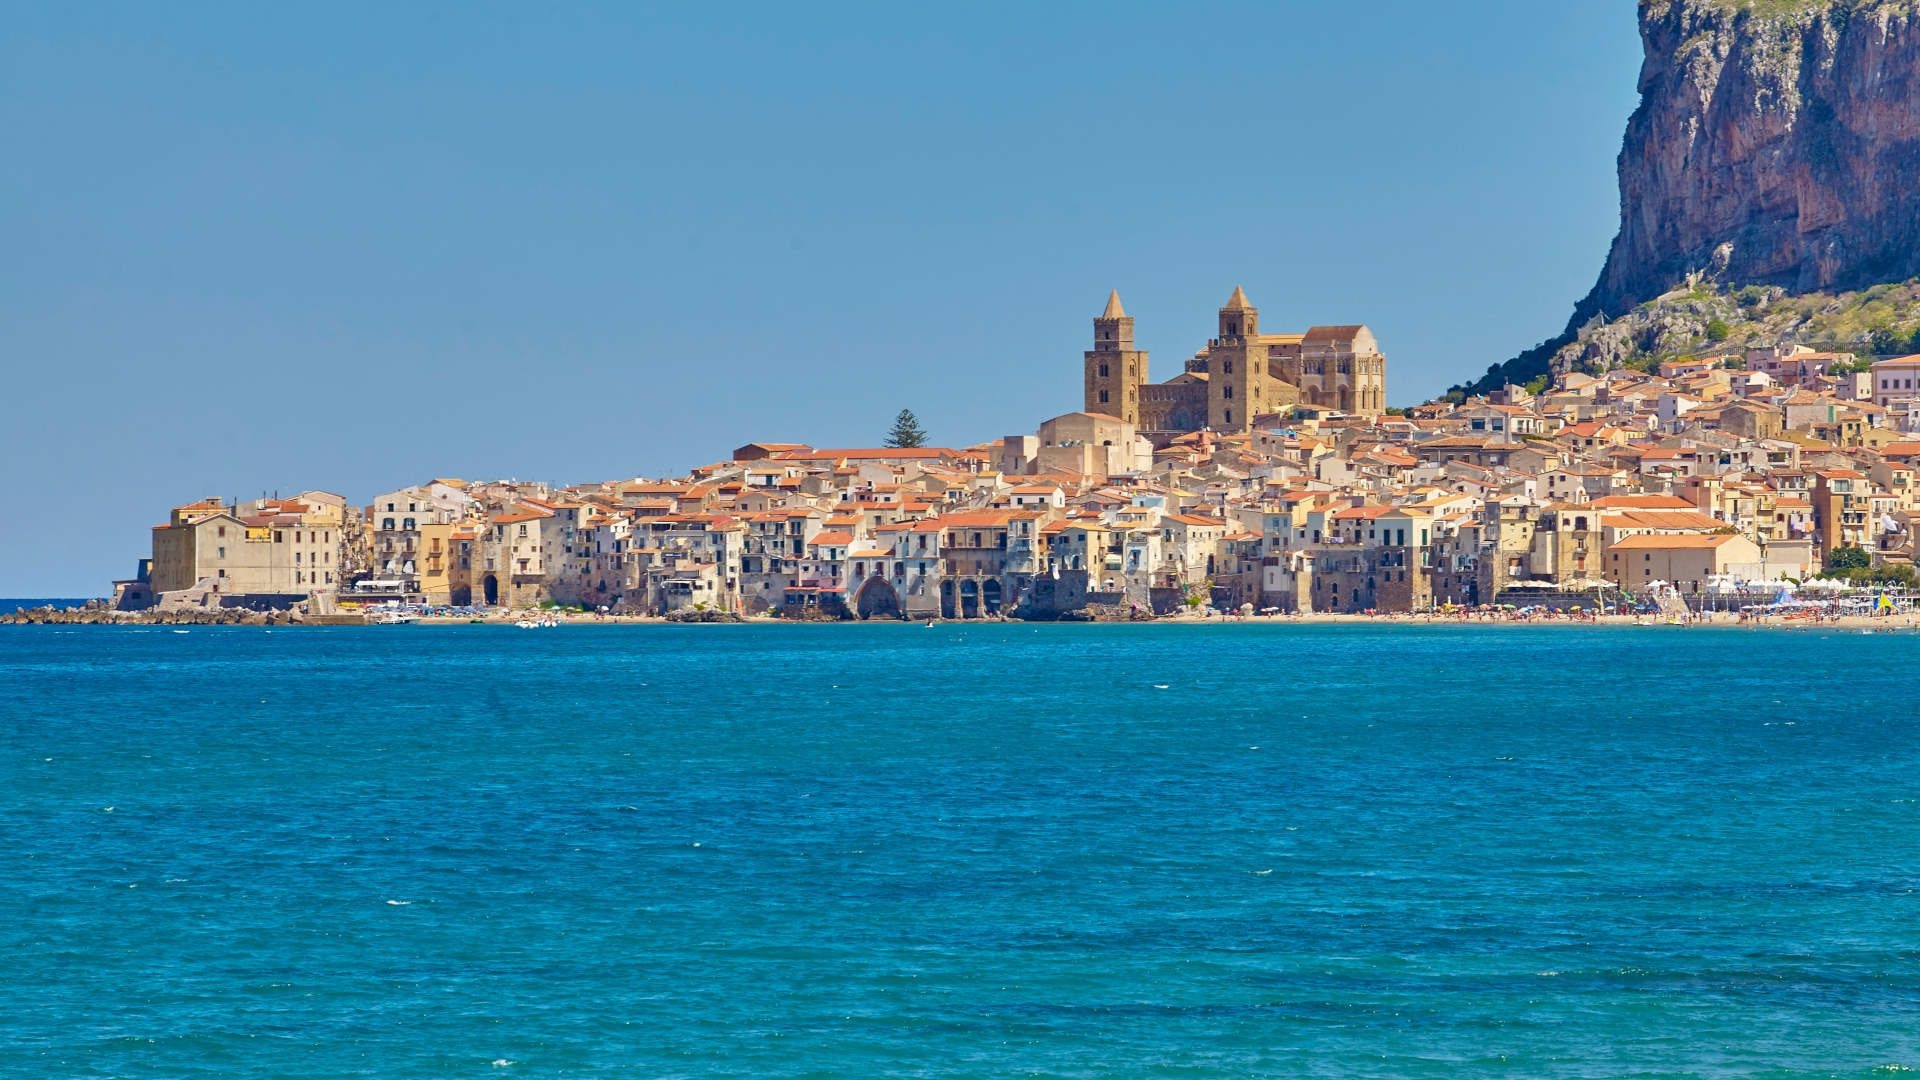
[
  {"xmin": 451, "ymin": 585, "xmax": 473, "ymax": 606},
  {"xmin": 483, "ymin": 574, "xmax": 499, "ymax": 606},
  {"xmin": 854, "ymin": 577, "xmax": 903, "ymax": 620},
  {"xmin": 982, "ymin": 579, "xmax": 1002, "ymax": 615},
  {"xmin": 959, "ymin": 579, "xmax": 981, "ymax": 619},
  {"xmin": 940, "ymin": 580, "xmax": 957, "ymax": 619}
]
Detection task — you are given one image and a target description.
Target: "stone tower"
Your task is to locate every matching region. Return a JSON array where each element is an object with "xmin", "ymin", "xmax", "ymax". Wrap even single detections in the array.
[
  {"xmin": 1084, "ymin": 290, "xmax": 1148, "ymax": 426},
  {"xmin": 1207, "ymin": 285, "xmax": 1268, "ymax": 433}
]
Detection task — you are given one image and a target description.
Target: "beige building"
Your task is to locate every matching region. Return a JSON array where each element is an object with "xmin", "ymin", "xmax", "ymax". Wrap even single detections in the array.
[
  {"xmin": 1872, "ymin": 354, "xmax": 1920, "ymax": 409},
  {"xmin": 369, "ymin": 484, "xmax": 476, "ymax": 603},
  {"xmin": 1603, "ymin": 532, "xmax": 1763, "ymax": 591},
  {"xmin": 1001, "ymin": 411, "xmax": 1153, "ymax": 482},
  {"xmin": 150, "ymin": 495, "xmax": 345, "ymax": 603}
]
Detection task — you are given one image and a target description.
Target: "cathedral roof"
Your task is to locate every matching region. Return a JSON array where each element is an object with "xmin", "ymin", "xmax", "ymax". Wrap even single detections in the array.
[
  {"xmin": 1101, "ymin": 290, "xmax": 1126, "ymax": 319},
  {"xmin": 1303, "ymin": 324, "xmax": 1368, "ymax": 342}
]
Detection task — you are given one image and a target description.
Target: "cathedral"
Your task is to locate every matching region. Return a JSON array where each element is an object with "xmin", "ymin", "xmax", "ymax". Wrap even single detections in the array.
[{"xmin": 1083, "ymin": 286, "xmax": 1386, "ymax": 437}]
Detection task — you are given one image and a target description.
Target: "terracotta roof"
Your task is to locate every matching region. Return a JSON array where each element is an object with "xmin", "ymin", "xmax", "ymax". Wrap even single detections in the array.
[
  {"xmin": 1607, "ymin": 533, "xmax": 1741, "ymax": 551},
  {"xmin": 1303, "ymin": 325, "xmax": 1366, "ymax": 342},
  {"xmin": 1606, "ymin": 509, "xmax": 1725, "ymax": 530},
  {"xmin": 1588, "ymin": 494, "xmax": 1695, "ymax": 510},
  {"xmin": 933, "ymin": 511, "xmax": 1013, "ymax": 527},
  {"xmin": 776, "ymin": 447, "xmax": 962, "ymax": 461}
]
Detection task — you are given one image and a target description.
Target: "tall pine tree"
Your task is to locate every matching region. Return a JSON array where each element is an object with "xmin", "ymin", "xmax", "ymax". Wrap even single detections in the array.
[{"xmin": 885, "ymin": 408, "xmax": 927, "ymax": 448}]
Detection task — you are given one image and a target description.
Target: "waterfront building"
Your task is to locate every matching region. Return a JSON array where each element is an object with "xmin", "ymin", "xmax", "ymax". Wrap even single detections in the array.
[{"xmin": 123, "ymin": 291, "xmax": 1920, "ymax": 617}]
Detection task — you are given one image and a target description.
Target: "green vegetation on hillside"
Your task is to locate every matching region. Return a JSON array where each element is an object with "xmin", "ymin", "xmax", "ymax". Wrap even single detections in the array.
[
  {"xmin": 1453, "ymin": 279, "xmax": 1920, "ymax": 395},
  {"xmin": 1680, "ymin": 0, "xmax": 1900, "ymax": 15}
]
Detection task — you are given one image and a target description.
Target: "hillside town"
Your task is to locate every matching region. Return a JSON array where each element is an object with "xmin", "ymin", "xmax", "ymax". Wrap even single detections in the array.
[{"xmin": 108, "ymin": 288, "xmax": 1920, "ymax": 621}]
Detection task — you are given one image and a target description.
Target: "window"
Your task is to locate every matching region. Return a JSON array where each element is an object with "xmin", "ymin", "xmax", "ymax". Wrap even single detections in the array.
[
  {"xmin": 1098, "ymin": 363, "xmax": 1109, "ymax": 377},
  {"xmin": 1099, "ymin": 390, "xmax": 1110, "ymax": 403},
  {"xmin": 275, "ymin": 532, "xmax": 285, "ymax": 543}
]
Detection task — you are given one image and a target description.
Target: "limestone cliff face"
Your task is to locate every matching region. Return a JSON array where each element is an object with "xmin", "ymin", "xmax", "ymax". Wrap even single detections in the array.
[{"xmin": 1581, "ymin": 0, "xmax": 1920, "ymax": 322}]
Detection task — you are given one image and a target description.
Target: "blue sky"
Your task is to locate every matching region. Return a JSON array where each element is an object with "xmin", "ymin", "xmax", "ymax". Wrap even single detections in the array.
[{"xmin": 0, "ymin": 2, "xmax": 1642, "ymax": 594}]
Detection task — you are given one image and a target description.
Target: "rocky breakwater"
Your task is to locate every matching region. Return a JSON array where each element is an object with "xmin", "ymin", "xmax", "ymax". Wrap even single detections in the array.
[
  {"xmin": 2, "ymin": 601, "xmax": 307, "ymax": 626},
  {"xmin": 664, "ymin": 608, "xmax": 745, "ymax": 623}
]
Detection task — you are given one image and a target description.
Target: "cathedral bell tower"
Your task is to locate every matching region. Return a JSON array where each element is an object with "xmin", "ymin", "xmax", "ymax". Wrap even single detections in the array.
[
  {"xmin": 1084, "ymin": 290, "xmax": 1148, "ymax": 427},
  {"xmin": 1208, "ymin": 285, "xmax": 1267, "ymax": 433}
]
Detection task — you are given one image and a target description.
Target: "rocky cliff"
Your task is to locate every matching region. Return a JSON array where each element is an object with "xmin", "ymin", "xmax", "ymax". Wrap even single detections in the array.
[{"xmin": 1463, "ymin": 0, "xmax": 1920, "ymax": 394}]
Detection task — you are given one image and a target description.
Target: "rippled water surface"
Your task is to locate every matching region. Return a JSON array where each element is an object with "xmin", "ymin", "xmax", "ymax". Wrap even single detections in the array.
[{"xmin": 6, "ymin": 623, "xmax": 1920, "ymax": 1077}]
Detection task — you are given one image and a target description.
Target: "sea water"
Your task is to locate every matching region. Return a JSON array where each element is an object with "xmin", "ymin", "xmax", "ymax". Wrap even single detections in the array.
[{"xmin": 5, "ymin": 622, "xmax": 1920, "ymax": 1077}]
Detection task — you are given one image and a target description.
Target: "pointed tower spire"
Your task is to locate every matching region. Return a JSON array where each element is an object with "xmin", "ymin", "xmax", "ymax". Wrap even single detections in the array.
[
  {"xmin": 1101, "ymin": 289, "xmax": 1126, "ymax": 319},
  {"xmin": 1223, "ymin": 284, "xmax": 1251, "ymax": 311}
]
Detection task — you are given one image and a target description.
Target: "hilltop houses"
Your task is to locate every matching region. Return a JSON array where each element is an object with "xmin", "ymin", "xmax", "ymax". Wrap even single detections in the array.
[{"xmin": 126, "ymin": 291, "xmax": 1920, "ymax": 617}]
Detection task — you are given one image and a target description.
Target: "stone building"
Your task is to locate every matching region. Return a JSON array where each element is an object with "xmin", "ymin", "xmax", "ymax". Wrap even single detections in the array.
[
  {"xmin": 149, "ymin": 494, "xmax": 345, "ymax": 606},
  {"xmin": 1082, "ymin": 291, "xmax": 1149, "ymax": 427},
  {"xmin": 1082, "ymin": 287, "xmax": 1388, "ymax": 439}
]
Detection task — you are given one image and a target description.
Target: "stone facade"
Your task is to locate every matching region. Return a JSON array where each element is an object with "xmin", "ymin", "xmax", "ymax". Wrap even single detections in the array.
[{"xmin": 1083, "ymin": 287, "xmax": 1386, "ymax": 437}]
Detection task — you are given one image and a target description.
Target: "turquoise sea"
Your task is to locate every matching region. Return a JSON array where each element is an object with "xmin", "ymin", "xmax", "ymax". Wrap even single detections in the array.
[{"xmin": 6, "ymin": 622, "xmax": 1920, "ymax": 1077}]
